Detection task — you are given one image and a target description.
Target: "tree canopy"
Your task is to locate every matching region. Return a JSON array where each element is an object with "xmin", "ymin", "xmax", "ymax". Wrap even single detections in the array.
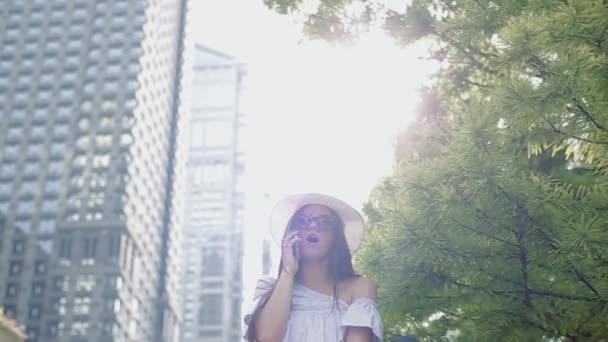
[{"xmin": 266, "ymin": 0, "xmax": 608, "ymax": 340}]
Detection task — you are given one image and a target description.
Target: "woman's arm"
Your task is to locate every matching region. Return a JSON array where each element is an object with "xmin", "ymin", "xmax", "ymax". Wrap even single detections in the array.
[
  {"xmin": 255, "ymin": 232, "xmax": 300, "ymax": 342},
  {"xmin": 254, "ymin": 272, "xmax": 295, "ymax": 342},
  {"xmin": 345, "ymin": 277, "xmax": 379, "ymax": 342}
]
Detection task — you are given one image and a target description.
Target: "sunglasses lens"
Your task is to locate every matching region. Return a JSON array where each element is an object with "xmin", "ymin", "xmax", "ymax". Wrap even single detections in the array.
[
  {"xmin": 318, "ymin": 215, "xmax": 339, "ymax": 231},
  {"xmin": 290, "ymin": 214, "xmax": 309, "ymax": 231}
]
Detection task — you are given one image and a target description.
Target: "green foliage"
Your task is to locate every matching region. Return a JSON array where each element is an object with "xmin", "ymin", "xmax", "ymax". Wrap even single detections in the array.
[{"xmin": 266, "ymin": 0, "xmax": 608, "ymax": 340}]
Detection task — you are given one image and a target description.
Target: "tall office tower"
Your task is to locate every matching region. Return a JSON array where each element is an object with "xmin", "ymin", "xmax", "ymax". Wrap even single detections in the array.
[
  {"xmin": 180, "ymin": 45, "xmax": 246, "ymax": 342},
  {"xmin": 0, "ymin": 0, "xmax": 192, "ymax": 341}
]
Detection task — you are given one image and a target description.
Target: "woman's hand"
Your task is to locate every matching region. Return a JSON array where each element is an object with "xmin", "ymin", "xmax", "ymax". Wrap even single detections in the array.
[{"xmin": 282, "ymin": 231, "xmax": 301, "ymax": 275}]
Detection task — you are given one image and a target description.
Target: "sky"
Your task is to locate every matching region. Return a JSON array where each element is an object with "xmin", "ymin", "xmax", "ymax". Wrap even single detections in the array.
[{"xmin": 190, "ymin": 0, "xmax": 438, "ymax": 301}]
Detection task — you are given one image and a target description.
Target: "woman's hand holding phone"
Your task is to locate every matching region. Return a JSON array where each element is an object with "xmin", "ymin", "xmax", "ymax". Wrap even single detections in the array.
[{"xmin": 282, "ymin": 231, "xmax": 300, "ymax": 275}]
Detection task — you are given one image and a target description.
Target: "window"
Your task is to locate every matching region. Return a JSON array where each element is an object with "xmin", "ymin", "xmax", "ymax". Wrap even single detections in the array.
[
  {"xmin": 82, "ymin": 238, "xmax": 97, "ymax": 265},
  {"xmin": 26, "ymin": 326, "xmax": 39, "ymax": 341},
  {"xmin": 55, "ymin": 296, "xmax": 68, "ymax": 317},
  {"xmin": 42, "ymin": 200, "xmax": 58, "ymax": 213},
  {"xmin": 190, "ymin": 121, "xmax": 204, "ymax": 147},
  {"xmin": 54, "ymin": 124, "xmax": 70, "ymax": 139},
  {"xmin": 202, "ymin": 248, "xmax": 224, "ymax": 276},
  {"xmin": 71, "ymin": 321, "xmax": 89, "ymax": 336},
  {"xmin": 12, "ymin": 240, "xmax": 25, "ymax": 255},
  {"xmin": 0, "ymin": 163, "xmax": 17, "ymax": 178},
  {"xmin": 196, "ymin": 163, "xmax": 228, "ymax": 187},
  {"xmin": 59, "ymin": 239, "xmax": 72, "ymax": 258},
  {"xmin": 0, "ymin": 200, "xmax": 8, "ymax": 214},
  {"xmin": 232, "ymin": 298, "xmax": 241, "ymax": 328},
  {"xmin": 108, "ymin": 236, "xmax": 121, "ymax": 258},
  {"xmin": 20, "ymin": 181, "xmax": 38, "ymax": 197},
  {"xmin": 47, "ymin": 321, "xmax": 59, "ymax": 337},
  {"xmin": 199, "ymin": 294, "xmax": 222, "ymax": 325},
  {"xmin": 89, "ymin": 174, "xmax": 107, "ymax": 189},
  {"xmin": 24, "ymin": 161, "xmax": 41, "ymax": 178},
  {"xmin": 29, "ymin": 305, "xmax": 42, "ymax": 319},
  {"xmin": 76, "ymin": 135, "xmax": 91, "ymax": 150},
  {"xmin": 27, "ymin": 143, "xmax": 44, "ymax": 160},
  {"xmin": 5, "ymin": 283, "xmax": 18, "ymax": 298},
  {"xmin": 204, "ymin": 120, "xmax": 233, "ymax": 147},
  {"xmin": 3, "ymin": 145, "xmax": 20, "ymax": 160},
  {"xmin": 73, "ymin": 297, "xmax": 91, "ymax": 315},
  {"xmin": 192, "ymin": 83, "xmax": 235, "ymax": 108},
  {"xmin": 92, "ymin": 154, "xmax": 111, "ymax": 169},
  {"xmin": 31, "ymin": 126, "xmax": 46, "ymax": 141},
  {"xmin": 76, "ymin": 275, "xmax": 95, "ymax": 292},
  {"xmin": 0, "ymin": 182, "xmax": 13, "ymax": 197},
  {"xmin": 39, "ymin": 220, "xmax": 56, "ymax": 234},
  {"xmin": 14, "ymin": 218, "xmax": 31, "ymax": 233},
  {"xmin": 17, "ymin": 200, "xmax": 34, "ymax": 216},
  {"xmin": 53, "ymin": 276, "xmax": 69, "ymax": 292},
  {"xmin": 10, "ymin": 261, "xmax": 23, "ymax": 276},
  {"xmin": 3, "ymin": 305, "xmax": 17, "ymax": 318},
  {"xmin": 199, "ymin": 330, "xmax": 222, "ymax": 338},
  {"xmin": 49, "ymin": 146, "xmax": 67, "ymax": 162},
  {"xmin": 35, "ymin": 260, "xmax": 47, "ymax": 274},
  {"xmin": 45, "ymin": 179, "xmax": 62, "ymax": 194},
  {"xmin": 47, "ymin": 161, "xmax": 64, "ymax": 178},
  {"xmin": 36, "ymin": 239, "xmax": 53, "ymax": 254},
  {"xmin": 113, "ymin": 299, "xmax": 121, "ymax": 314},
  {"xmin": 96, "ymin": 134, "xmax": 113, "ymax": 149},
  {"xmin": 32, "ymin": 282, "xmax": 45, "ymax": 297}
]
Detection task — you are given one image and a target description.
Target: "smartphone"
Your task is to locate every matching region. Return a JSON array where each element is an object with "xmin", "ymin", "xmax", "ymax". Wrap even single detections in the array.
[{"xmin": 293, "ymin": 240, "xmax": 300, "ymax": 259}]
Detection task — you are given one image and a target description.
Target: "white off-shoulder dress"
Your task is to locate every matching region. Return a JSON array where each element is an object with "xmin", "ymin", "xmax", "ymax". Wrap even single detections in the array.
[{"xmin": 243, "ymin": 277, "xmax": 383, "ymax": 342}]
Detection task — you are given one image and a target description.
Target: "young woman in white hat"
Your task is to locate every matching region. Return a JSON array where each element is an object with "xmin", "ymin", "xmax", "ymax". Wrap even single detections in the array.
[{"xmin": 244, "ymin": 193, "xmax": 383, "ymax": 342}]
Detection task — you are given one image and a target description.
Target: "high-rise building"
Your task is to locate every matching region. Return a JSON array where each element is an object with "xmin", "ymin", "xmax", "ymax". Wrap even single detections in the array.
[
  {"xmin": 0, "ymin": 0, "xmax": 192, "ymax": 341},
  {"xmin": 180, "ymin": 45, "xmax": 246, "ymax": 342}
]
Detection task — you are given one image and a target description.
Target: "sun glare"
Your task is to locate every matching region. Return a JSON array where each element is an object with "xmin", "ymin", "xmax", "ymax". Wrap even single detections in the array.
[{"xmin": 243, "ymin": 28, "xmax": 437, "ymax": 207}]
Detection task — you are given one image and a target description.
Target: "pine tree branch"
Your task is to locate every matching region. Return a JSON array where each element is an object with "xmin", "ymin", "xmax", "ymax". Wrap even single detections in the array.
[
  {"xmin": 476, "ymin": 266, "xmax": 523, "ymax": 287},
  {"xmin": 571, "ymin": 268, "xmax": 601, "ymax": 296},
  {"xmin": 451, "ymin": 191, "xmax": 517, "ymax": 235},
  {"xmin": 529, "ymin": 222, "xmax": 603, "ymax": 297},
  {"xmin": 447, "ymin": 217, "xmax": 519, "ymax": 247},
  {"xmin": 571, "ymin": 98, "xmax": 608, "ymax": 133},
  {"xmin": 434, "ymin": 30, "xmax": 499, "ymax": 75},
  {"xmin": 438, "ymin": 245, "xmax": 517, "ymax": 260},
  {"xmin": 543, "ymin": 117, "xmax": 608, "ymax": 146},
  {"xmin": 497, "ymin": 187, "xmax": 605, "ymax": 298},
  {"xmin": 437, "ymin": 0, "xmax": 458, "ymax": 13},
  {"xmin": 431, "ymin": 267, "xmax": 608, "ymax": 305},
  {"xmin": 528, "ymin": 289, "xmax": 608, "ymax": 303},
  {"xmin": 514, "ymin": 213, "xmax": 534, "ymax": 309},
  {"xmin": 462, "ymin": 78, "xmax": 492, "ymax": 89}
]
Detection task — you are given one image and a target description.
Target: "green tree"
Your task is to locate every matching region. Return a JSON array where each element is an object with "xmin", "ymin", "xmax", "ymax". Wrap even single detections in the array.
[{"xmin": 266, "ymin": 0, "xmax": 608, "ymax": 340}]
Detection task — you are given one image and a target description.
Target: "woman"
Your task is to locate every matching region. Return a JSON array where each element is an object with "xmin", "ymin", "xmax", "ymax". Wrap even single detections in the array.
[{"xmin": 244, "ymin": 193, "xmax": 383, "ymax": 342}]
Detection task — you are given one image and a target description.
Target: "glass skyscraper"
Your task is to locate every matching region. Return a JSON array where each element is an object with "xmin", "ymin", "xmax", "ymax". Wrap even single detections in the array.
[
  {"xmin": 180, "ymin": 45, "xmax": 246, "ymax": 342},
  {"xmin": 0, "ymin": 0, "xmax": 191, "ymax": 341}
]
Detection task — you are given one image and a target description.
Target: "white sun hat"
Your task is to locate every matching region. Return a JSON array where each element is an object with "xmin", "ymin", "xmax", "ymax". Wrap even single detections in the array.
[{"xmin": 270, "ymin": 193, "xmax": 365, "ymax": 252}]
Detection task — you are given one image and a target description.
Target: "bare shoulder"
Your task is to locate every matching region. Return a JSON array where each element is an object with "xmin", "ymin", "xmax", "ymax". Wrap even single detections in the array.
[{"xmin": 345, "ymin": 276, "xmax": 378, "ymax": 301}]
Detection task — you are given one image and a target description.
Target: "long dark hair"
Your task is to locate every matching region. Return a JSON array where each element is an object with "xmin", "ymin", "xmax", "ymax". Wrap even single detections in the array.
[{"xmin": 244, "ymin": 205, "xmax": 359, "ymax": 341}]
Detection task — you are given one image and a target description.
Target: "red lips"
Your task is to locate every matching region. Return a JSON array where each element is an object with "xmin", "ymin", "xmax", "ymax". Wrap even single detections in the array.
[{"xmin": 306, "ymin": 233, "xmax": 320, "ymax": 243}]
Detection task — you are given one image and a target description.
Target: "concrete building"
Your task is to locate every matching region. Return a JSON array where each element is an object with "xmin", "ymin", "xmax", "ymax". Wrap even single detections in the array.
[
  {"xmin": 0, "ymin": 0, "xmax": 192, "ymax": 341},
  {"xmin": 179, "ymin": 46, "xmax": 246, "ymax": 342}
]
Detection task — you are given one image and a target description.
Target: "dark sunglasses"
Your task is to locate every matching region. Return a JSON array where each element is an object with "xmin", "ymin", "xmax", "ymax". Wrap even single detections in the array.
[{"xmin": 289, "ymin": 213, "xmax": 340, "ymax": 232}]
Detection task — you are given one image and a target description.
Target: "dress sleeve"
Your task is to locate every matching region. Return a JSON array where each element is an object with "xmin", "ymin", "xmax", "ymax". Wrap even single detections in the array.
[
  {"xmin": 341, "ymin": 297, "xmax": 384, "ymax": 341},
  {"xmin": 243, "ymin": 276, "xmax": 276, "ymax": 327}
]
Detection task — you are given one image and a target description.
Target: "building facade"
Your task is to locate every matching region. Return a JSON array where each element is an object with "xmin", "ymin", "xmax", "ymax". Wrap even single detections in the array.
[
  {"xmin": 180, "ymin": 46, "xmax": 246, "ymax": 342},
  {"xmin": 0, "ymin": 0, "xmax": 192, "ymax": 341}
]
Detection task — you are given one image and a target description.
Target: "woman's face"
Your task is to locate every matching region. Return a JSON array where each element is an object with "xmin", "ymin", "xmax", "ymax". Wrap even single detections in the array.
[{"xmin": 289, "ymin": 204, "xmax": 339, "ymax": 260}]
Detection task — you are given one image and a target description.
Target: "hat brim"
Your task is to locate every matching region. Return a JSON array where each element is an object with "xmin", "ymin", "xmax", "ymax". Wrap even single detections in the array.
[{"xmin": 270, "ymin": 193, "xmax": 365, "ymax": 252}]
